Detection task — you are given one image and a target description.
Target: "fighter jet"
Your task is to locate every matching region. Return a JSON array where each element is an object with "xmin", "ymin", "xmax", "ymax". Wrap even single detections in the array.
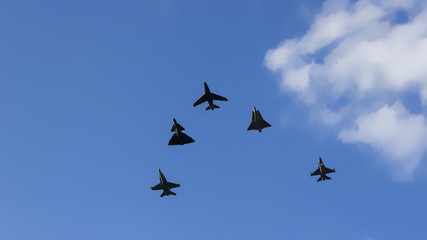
[
  {"xmin": 151, "ymin": 169, "xmax": 180, "ymax": 197},
  {"xmin": 193, "ymin": 82, "xmax": 228, "ymax": 110},
  {"xmin": 310, "ymin": 157, "xmax": 335, "ymax": 182},
  {"xmin": 247, "ymin": 106, "xmax": 271, "ymax": 132},
  {"xmin": 168, "ymin": 118, "xmax": 195, "ymax": 145}
]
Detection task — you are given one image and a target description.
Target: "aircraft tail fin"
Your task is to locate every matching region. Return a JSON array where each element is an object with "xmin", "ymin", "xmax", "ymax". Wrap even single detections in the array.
[{"xmin": 206, "ymin": 104, "xmax": 220, "ymax": 111}]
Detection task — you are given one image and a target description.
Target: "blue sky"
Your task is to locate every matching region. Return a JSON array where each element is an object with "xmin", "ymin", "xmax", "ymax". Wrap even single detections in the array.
[{"xmin": 0, "ymin": 0, "xmax": 426, "ymax": 239}]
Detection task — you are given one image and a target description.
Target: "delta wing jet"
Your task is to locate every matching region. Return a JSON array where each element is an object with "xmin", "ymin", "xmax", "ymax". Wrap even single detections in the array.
[
  {"xmin": 151, "ymin": 169, "xmax": 180, "ymax": 197},
  {"xmin": 310, "ymin": 157, "xmax": 335, "ymax": 182},
  {"xmin": 247, "ymin": 106, "xmax": 271, "ymax": 132},
  {"xmin": 193, "ymin": 82, "xmax": 228, "ymax": 110},
  {"xmin": 168, "ymin": 118, "xmax": 195, "ymax": 145}
]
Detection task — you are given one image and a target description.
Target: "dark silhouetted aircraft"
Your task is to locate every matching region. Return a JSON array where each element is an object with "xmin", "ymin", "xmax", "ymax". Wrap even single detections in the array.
[
  {"xmin": 310, "ymin": 157, "xmax": 335, "ymax": 182},
  {"xmin": 168, "ymin": 118, "xmax": 195, "ymax": 145},
  {"xmin": 193, "ymin": 82, "xmax": 228, "ymax": 110},
  {"xmin": 151, "ymin": 169, "xmax": 180, "ymax": 197},
  {"xmin": 247, "ymin": 106, "xmax": 271, "ymax": 132}
]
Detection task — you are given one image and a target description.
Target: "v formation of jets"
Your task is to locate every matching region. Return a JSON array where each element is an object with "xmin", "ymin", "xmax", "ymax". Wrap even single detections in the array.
[{"xmin": 151, "ymin": 82, "xmax": 335, "ymax": 197}]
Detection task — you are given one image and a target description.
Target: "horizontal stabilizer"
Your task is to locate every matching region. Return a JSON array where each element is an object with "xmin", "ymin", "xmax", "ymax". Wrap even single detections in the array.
[
  {"xmin": 160, "ymin": 190, "xmax": 176, "ymax": 197},
  {"xmin": 206, "ymin": 104, "xmax": 220, "ymax": 111},
  {"xmin": 317, "ymin": 176, "xmax": 323, "ymax": 182},
  {"xmin": 325, "ymin": 175, "xmax": 331, "ymax": 180}
]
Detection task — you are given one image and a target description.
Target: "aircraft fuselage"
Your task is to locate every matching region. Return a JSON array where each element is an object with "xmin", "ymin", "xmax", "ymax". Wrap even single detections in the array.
[
  {"xmin": 207, "ymin": 99, "xmax": 214, "ymax": 111},
  {"xmin": 254, "ymin": 110, "xmax": 263, "ymax": 132}
]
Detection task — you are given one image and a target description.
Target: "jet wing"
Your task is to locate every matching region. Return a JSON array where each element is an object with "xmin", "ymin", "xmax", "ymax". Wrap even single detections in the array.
[
  {"xmin": 210, "ymin": 93, "xmax": 228, "ymax": 101},
  {"xmin": 247, "ymin": 122, "xmax": 257, "ymax": 131},
  {"xmin": 255, "ymin": 111, "xmax": 271, "ymax": 128},
  {"xmin": 310, "ymin": 169, "xmax": 321, "ymax": 176},
  {"xmin": 151, "ymin": 184, "xmax": 162, "ymax": 190},
  {"xmin": 168, "ymin": 134, "xmax": 179, "ymax": 145},
  {"xmin": 193, "ymin": 94, "xmax": 208, "ymax": 107},
  {"xmin": 167, "ymin": 182, "xmax": 180, "ymax": 189},
  {"xmin": 247, "ymin": 111, "xmax": 257, "ymax": 130},
  {"xmin": 324, "ymin": 167, "xmax": 335, "ymax": 174},
  {"xmin": 168, "ymin": 133, "xmax": 195, "ymax": 145},
  {"xmin": 178, "ymin": 133, "xmax": 195, "ymax": 145},
  {"xmin": 261, "ymin": 119, "xmax": 271, "ymax": 128}
]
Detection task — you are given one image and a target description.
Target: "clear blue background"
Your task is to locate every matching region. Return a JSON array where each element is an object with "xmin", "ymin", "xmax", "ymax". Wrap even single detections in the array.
[{"xmin": 0, "ymin": 1, "xmax": 425, "ymax": 239}]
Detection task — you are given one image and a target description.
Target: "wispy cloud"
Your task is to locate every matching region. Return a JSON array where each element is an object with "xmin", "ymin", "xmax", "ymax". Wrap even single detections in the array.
[{"xmin": 265, "ymin": 0, "xmax": 427, "ymax": 180}]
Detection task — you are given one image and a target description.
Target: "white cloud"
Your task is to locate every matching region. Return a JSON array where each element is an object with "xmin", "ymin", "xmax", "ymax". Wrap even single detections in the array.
[
  {"xmin": 339, "ymin": 102, "xmax": 427, "ymax": 180},
  {"xmin": 265, "ymin": 0, "xmax": 427, "ymax": 180},
  {"xmin": 281, "ymin": 64, "xmax": 312, "ymax": 94}
]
